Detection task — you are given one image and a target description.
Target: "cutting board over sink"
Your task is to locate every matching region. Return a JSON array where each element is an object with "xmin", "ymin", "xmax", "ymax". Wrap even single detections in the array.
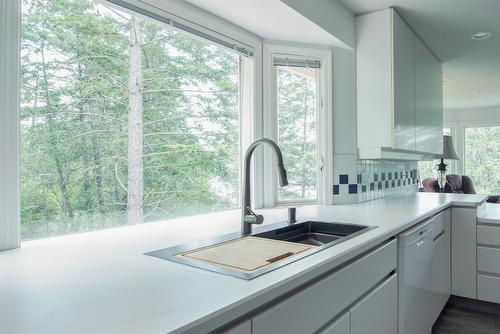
[{"xmin": 178, "ymin": 236, "xmax": 314, "ymax": 272}]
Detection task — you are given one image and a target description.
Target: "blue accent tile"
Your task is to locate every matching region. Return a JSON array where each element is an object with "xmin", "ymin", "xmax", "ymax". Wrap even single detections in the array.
[
  {"xmin": 357, "ymin": 174, "xmax": 362, "ymax": 184},
  {"xmin": 406, "ymin": 171, "xmax": 409, "ymax": 178},
  {"xmin": 381, "ymin": 173, "xmax": 386, "ymax": 181},
  {"xmin": 362, "ymin": 185, "xmax": 367, "ymax": 193},
  {"xmin": 400, "ymin": 171, "xmax": 403, "ymax": 179},
  {"xmin": 385, "ymin": 181, "xmax": 389, "ymax": 188},
  {"xmin": 333, "ymin": 185, "xmax": 339, "ymax": 195},
  {"xmin": 348, "ymin": 184, "xmax": 358, "ymax": 194},
  {"xmin": 397, "ymin": 180, "xmax": 401, "ymax": 186},
  {"xmin": 378, "ymin": 182, "xmax": 382, "ymax": 190},
  {"xmin": 391, "ymin": 180, "xmax": 395, "ymax": 187},
  {"xmin": 388, "ymin": 172, "xmax": 392, "ymax": 180},
  {"xmin": 370, "ymin": 183, "xmax": 375, "ymax": 191},
  {"xmin": 374, "ymin": 173, "xmax": 379, "ymax": 182},
  {"xmin": 339, "ymin": 174, "xmax": 348, "ymax": 184}
]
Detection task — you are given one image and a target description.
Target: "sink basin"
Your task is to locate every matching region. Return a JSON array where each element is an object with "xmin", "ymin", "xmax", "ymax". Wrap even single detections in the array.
[
  {"xmin": 145, "ymin": 220, "xmax": 374, "ymax": 280},
  {"xmin": 254, "ymin": 221, "xmax": 368, "ymax": 246}
]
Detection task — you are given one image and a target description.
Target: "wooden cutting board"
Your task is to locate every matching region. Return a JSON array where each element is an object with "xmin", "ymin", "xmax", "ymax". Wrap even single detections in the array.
[{"xmin": 178, "ymin": 236, "xmax": 314, "ymax": 272}]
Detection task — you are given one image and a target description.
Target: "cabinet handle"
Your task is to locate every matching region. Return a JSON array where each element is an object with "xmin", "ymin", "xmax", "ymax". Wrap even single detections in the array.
[{"xmin": 433, "ymin": 230, "xmax": 445, "ymax": 242}]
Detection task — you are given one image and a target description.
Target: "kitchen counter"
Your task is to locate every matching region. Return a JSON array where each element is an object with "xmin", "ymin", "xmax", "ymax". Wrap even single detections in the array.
[
  {"xmin": 0, "ymin": 193, "xmax": 487, "ymax": 334},
  {"xmin": 477, "ymin": 202, "xmax": 500, "ymax": 224}
]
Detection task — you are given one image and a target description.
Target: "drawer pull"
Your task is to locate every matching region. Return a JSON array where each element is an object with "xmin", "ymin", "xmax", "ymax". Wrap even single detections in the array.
[{"xmin": 433, "ymin": 230, "xmax": 445, "ymax": 242}]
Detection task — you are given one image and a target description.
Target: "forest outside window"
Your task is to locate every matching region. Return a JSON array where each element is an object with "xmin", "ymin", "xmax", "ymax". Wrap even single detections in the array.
[
  {"xmin": 20, "ymin": 0, "xmax": 250, "ymax": 240},
  {"xmin": 464, "ymin": 125, "xmax": 500, "ymax": 194},
  {"xmin": 273, "ymin": 56, "xmax": 321, "ymax": 203}
]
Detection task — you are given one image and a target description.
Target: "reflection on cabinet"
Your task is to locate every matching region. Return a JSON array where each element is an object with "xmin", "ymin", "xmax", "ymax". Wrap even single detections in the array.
[
  {"xmin": 252, "ymin": 240, "xmax": 397, "ymax": 334},
  {"xmin": 356, "ymin": 8, "xmax": 443, "ymax": 159},
  {"xmin": 392, "ymin": 10, "xmax": 415, "ymax": 151},
  {"xmin": 350, "ymin": 274, "xmax": 397, "ymax": 334}
]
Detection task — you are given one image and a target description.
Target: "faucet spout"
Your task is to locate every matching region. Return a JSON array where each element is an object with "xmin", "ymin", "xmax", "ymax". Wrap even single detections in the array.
[{"xmin": 241, "ymin": 138, "xmax": 288, "ymax": 236}]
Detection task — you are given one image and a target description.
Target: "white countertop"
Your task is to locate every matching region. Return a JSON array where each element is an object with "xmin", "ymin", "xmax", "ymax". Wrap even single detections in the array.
[
  {"xmin": 0, "ymin": 192, "xmax": 487, "ymax": 334},
  {"xmin": 477, "ymin": 202, "xmax": 500, "ymax": 224}
]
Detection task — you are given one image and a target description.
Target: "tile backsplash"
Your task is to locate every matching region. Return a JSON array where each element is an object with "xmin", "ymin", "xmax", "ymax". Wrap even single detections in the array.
[{"xmin": 333, "ymin": 155, "xmax": 419, "ymax": 204}]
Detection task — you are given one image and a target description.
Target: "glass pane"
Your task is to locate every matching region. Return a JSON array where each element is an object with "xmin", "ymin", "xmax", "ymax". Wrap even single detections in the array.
[
  {"xmin": 20, "ymin": 0, "xmax": 240, "ymax": 240},
  {"xmin": 465, "ymin": 126, "xmax": 500, "ymax": 194},
  {"xmin": 276, "ymin": 66, "xmax": 318, "ymax": 201}
]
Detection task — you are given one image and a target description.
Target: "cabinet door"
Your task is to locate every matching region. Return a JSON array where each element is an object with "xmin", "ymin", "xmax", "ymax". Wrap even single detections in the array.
[
  {"xmin": 392, "ymin": 10, "xmax": 415, "ymax": 151},
  {"xmin": 415, "ymin": 37, "xmax": 432, "ymax": 152},
  {"xmin": 429, "ymin": 53, "xmax": 443, "ymax": 154},
  {"xmin": 451, "ymin": 208, "xmax": 477, "ymax": 298},
  {"xmin": 350, "ymin": 274, "xmax": 397, "ymax": 334},
  {"xmin": 318, "ymin": 312, "xmax": 350, "ymax": 334}
]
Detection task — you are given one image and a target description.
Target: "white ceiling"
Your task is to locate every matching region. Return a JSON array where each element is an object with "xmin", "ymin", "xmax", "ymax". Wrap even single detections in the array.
[
  {"xmin": 340, "ymin": 0, "xmax": 500, "ymax": 110},
  {"xmin": 183, "ymin": 0, "xmax": 347, "ymax": 47}
]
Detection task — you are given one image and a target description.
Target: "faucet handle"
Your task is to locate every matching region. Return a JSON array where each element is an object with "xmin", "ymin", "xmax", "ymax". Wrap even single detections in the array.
[{"xmin": 244, "ymin": 207, "xmax": 264, "ymax": 225}]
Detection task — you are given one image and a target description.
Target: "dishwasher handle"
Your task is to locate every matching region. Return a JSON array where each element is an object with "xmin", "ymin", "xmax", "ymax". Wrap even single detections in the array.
[{"xmin": 406, "ymin": 227, "xmax": 434, "ymax": 247}]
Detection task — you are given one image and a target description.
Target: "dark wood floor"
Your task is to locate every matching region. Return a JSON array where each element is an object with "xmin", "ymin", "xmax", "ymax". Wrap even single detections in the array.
[{"xmin": 432, "ymin": 296, "xmax": 500, "ymax": 334}]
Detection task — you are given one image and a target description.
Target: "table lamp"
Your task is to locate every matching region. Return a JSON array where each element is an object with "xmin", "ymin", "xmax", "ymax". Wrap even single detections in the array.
[{"xmin": 437, "ymin": 135, "xmax": 459, "ymax": 192}]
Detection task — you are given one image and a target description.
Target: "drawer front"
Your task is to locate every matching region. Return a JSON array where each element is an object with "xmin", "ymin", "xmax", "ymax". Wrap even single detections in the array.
[
  {"xmin": 350, "ymin": 274, "xmax": 397, "ymax": 334},
  {"xmin": 477, "ymin": 225, "xmax": 500, "ymax": 247},
  {"xmin": 478, "ymin": 274, "xmax": 500, "ymax": 304},
  {"xmin": 252, "ymin": 240, "xmax": 397, "ymax": 334},
  {"xmin": 477, "ymin": 246, "xmax": 500, "ymax": 275}
]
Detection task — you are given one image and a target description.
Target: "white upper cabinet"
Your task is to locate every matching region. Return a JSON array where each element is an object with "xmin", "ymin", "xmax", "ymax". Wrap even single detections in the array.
[
  {"xmin": 392, "ymin": 11, "xmax": 415, "ymax": 151},
  {"xmin": 356, "ymin": 8, "xmax": 443, "ymax": 159}
]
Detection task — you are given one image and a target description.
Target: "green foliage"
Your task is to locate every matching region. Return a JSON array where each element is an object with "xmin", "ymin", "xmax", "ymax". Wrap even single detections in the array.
[
  {"xmin": 20, "ymin": 0, "xmax": 240, "ymax": 239},
  {"xmin": 276, "ymin": 66, "xmax": 317, "ymax": 201},
  {"xmin": 465, "ymin": 126, "xmax": 500, "ymax": 194}
]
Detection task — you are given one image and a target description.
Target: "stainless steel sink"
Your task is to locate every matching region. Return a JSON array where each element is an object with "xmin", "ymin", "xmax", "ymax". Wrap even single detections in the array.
[
  {"xmin": 145, "ymin": 220, "xmax": 375, "ymax": 280},
  {"xmin": 254, "ymin": 221, "xmax": 368, "ymax": 246}
]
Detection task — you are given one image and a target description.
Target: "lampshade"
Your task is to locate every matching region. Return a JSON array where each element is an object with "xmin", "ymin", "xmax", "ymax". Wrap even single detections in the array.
[{"xmin": 439, "ymin": 135, "xmax": 459, "ymax": 160}]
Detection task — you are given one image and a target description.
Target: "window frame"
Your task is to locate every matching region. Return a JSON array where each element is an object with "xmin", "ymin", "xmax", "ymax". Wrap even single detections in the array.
[
  {"xmin": 1, "ymin": 0, "xmax": 264, "ymax": 249},
  {"xmin": 262, "ymin": 44, "xmax": 333, "ymax": 207}
]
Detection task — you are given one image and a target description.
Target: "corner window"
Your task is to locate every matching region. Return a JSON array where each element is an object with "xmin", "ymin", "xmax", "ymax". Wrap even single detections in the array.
[
  {"xmin": 464, "ymin": 126, "xmax": 500, "ymax": 194},
  {"xmin": 264, "ymin": 47, "xmax": 331, "ymax": 206},
  {"xmin": 20, "ymin": 0, "xmax": 251, "ymax": 239},
  {"xmin": 275, "ymin": 62, "xmax": 319, "ymax": 202}
]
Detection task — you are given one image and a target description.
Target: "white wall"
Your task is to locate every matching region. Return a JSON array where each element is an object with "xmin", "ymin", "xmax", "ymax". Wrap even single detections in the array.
[
  {"xmin": 0, "ymin": 1, "xmax": 20, "ymax": 251},
  {"xmin": 281, "ymin": 0, "xmax": 355, "ymax": 50},
  {"xmin": 445, "ymin": 106, "xmax": 500, "ymax": 125}
]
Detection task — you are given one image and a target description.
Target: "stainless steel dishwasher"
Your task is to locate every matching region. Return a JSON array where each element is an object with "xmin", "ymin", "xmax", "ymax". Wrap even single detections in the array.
[{"xmin": 398, "ymin": 216, "xmax": 436, "ymax": 334}]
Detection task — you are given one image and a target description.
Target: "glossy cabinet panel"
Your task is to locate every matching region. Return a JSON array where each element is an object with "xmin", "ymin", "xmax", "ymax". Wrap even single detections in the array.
[
  {"xmin": 350, "ymin": 274, "xmax": 398, "ymax": 334},
  {"xmin": 451, "ymin": 208, "xmax": 477, "ymax": 299},
  {"xmin": 392, "ymin": 10, "xmax": 415, "ymax": 151},
  {"xmin": 356, "ymin": 8, "xmax": 443, "ymax": 159}
]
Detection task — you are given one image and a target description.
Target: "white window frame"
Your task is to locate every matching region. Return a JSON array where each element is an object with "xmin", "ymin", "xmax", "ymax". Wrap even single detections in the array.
[
  {"xmin": 262, "ymin": 44, "xmax": 333, "ymax": 207},
  {"xmin": 1, "ymin": 0, "xmax": 264, "ymax": 249}
]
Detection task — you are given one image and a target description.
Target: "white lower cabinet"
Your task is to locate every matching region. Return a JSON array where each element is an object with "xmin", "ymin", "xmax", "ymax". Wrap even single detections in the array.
[
  {"xmin": 251, "ymin": 240, "xmax": 397, "ymax": 334},
  {"xmin": 477, "ymin": 222, "xmax": 500, "ymax": 303},
  {"xmin": 350, "ymin": 274, "xmax": 397, "ymax": 334},
  {"xmin": 317, "ymin": 312, "xmax": 350, "ymax": 334}
]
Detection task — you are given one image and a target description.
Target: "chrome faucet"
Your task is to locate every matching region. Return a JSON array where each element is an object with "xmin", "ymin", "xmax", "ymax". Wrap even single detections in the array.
[{"xmin": 241, "ymin": 138, "xmax": 289, "ymax": 236}]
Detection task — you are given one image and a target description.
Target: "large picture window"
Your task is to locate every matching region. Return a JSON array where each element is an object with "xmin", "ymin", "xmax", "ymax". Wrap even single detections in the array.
[
  {"xmin": 464, "ymin": 126, "xmax": 500, "ymax": 194},
  {"xmin": 20, "ymin": 0, "xmax": 245, "ymax": 239}
]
